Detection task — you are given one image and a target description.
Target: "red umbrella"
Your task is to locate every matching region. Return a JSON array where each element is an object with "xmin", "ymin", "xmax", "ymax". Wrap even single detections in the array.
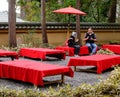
[
  {"xmin": 53, "ymin": 6, "xmax": 86, "ymax": 15},
  {"xmin": 53, "ymin": 6, "xmax": 86, "ymax": 38}
]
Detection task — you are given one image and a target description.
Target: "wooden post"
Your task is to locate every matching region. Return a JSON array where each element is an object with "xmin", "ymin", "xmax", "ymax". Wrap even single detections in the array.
[
  {"xmin": 8, "ymin": 0, "xmax": 17, "ymax": 47},
  {"xmin": 76, "ymin": 0, "xmax": 82, "ymax": 45},
  {"xmin": 41, "ymin": 0, "xmax": 48, "ymax": 44}
]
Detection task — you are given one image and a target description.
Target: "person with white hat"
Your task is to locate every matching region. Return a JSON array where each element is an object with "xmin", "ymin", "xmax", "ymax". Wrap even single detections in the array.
[{"xmin": 68, "ymin": 31, "xmax": 80, "ymax": 56}]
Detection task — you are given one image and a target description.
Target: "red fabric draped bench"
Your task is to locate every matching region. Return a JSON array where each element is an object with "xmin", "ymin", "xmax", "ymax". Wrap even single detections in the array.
[
  {"xmin": 55, "ymin": 46, "xmax": 90, "ymax": 56},
  {"xmin": 19, "ymin": 48, "xmax": 66, "ymax": 60},
  {"xmin": 67, "ymin": 54, "xmax": 120, "ymax": 74},
  {"xmin": 102, "ymin": 44, "xmax": 120, "ymax": 54},
  {"xmin": 0, "ymin": 49, "xmax": 18, "ymax": 60},
  {"xmin": 0, "ymin": 59, "xmax": 74, "ymax": 86}
]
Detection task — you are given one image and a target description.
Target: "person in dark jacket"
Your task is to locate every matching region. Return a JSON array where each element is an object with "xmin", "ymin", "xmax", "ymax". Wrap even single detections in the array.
[
  {"xmin": 83, "ymin": 27, "xmax": 97, "ymax": 55},
  {"xmin": 68, "ymin": 32, "xmax": 80, "ymax": 56}
]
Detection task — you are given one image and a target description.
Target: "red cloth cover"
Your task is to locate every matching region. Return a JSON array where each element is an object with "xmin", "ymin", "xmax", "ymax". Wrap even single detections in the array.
[
  {"xmin": 68, "ymin": 54, "xmax": 120, "ymax": 74},
  {"xmin": 102, "ymin": 44, "xmax": 120, "ymax": 54},
  {"xmin": 19, "ymin": 48, "xmax": 66, "ymax": 60},
  {"xmin": 0, "ymin": 59, "xmax": 73, "ymax": 86},
  {"xmin": 79, "ymin": 46, "xmax": 89, "ymax": 55},
  {"xmin": 0, "ymin": 49, "xmax": 18, "ymax": 59},
  {"xmin": 56, "ymin": 46, "xmax": 74, "ymax": 56},
  {"xmin": 56, "ymin": 46, "xmax": 89, "ymax": 56}
]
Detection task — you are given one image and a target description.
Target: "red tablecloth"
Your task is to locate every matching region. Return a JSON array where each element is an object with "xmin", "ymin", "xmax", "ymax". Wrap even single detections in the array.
[
  {"xmin": 0, "ymin": 59, "xmax": 73, "ymax": 86},
  {"xmin": 19, "ymin": 48, "xmax": 66, "ymax": 60},
  {"xmin": 56, "ymin": 46, "xmax": 74, "ymax": 56},
  {"xmin": 102, "ymin": 44, "xmax": 120, "ymax": 54},
  {"xmin": 55, "ymin": 46, "xmax": 89, "ymax": 56},
  {"xmin": 0, "ymin": 49, "xmax": 18, "ymax": 59},
  {"xmin": 68, "ymin": 54, "xmax": 120, "ymax": 74},
  {"xmin": 79, "ymin": 46, "xmax": 89, "ymax": 55}
]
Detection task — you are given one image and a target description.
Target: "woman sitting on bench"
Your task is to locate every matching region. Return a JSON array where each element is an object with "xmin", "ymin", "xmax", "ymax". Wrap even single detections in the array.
[{"xmin": 68, "ymin": 32, "xmax": 80, "ymax": 56}]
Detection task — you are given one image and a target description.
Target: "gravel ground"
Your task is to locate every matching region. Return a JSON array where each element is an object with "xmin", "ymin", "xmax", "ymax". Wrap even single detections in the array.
[{"xmin": 0, "ymin": 56, "xmax": 112, "ymax": 91}]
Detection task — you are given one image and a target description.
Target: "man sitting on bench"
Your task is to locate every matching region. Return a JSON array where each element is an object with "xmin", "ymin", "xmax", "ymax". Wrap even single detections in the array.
[{"xmin": 83, "ymin": 27, "xmax": 97, "ymax": 55}]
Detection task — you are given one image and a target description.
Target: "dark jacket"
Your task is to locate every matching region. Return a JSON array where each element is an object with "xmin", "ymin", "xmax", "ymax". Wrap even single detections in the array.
[
  {"xmin": 68, "ymin": 35, "xmax": 76, "ymax": 47},
  {"xmin": 85, "ymin": 32, "xmax": 96, "ymax": 43}
]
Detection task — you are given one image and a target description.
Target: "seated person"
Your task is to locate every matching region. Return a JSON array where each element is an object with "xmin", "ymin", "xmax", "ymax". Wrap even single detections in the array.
[
  {"xmin": 68, "ymin": 31, "xmax": 80, "ymax": 56},
  {"xmin": 83, "ymin": 27, "xmax": 97, "ymax": 55}
]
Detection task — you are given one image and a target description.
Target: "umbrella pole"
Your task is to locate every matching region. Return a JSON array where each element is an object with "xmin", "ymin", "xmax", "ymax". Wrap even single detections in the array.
[
  {"xmin": 67, "ymin": 23, "xmax": 70, "ymax": 39},
  {"xmin": 67, "ymin": 14, "xmax": 70, "ymax": 39}
]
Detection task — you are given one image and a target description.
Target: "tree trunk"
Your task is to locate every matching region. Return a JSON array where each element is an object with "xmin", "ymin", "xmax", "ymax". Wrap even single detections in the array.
[
  {"xmin": 116, "ymin": 0, "xmax": 120, "ymax": 23},
  {"xmin": 8, "ymin": 0, "xmax": 17, "ymax": 47},
  {"xmin": 41, "ymin": 0, "xmax": 48, "ymax": 44},
  {"xmin": 108, "ymin": 0, "xmax": 117, "ymax": 23},
  {"xmin": 76, "ymin": 0, "xmax": 81, "ymax": 45}
]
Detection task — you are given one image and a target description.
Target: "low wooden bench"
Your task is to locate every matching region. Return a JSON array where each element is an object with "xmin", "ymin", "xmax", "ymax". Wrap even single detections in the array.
[
  {"xmin": 19, "ymin": 48, "xmax": 66, "ymax": 60},
  {"xmin": 0, "ymin": 49, "xmax": 18, "ymax": 60},
  {"xmin": 0, "ymin": 59, "xmax": 74, "ymax": 86},
  {"xmin": 56, "ymin": 46, "xmax": 90, "ymax": 56},
  {"xmin": 102, "ymin": 44, "xmax": 120, "ymax": 54},
  {"xmin": 68, "ymin": 54, "xmax": 120, "ymax": 74}
]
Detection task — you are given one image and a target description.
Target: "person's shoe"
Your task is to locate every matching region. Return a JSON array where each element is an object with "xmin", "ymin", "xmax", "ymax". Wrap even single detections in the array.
[
  {"xmin": 74, "ymin": 55, "xmax": 79, "ymax": 57},
  {"xmin": 90, "ymin": 53, "xmax": 94, "ymax": 55}
]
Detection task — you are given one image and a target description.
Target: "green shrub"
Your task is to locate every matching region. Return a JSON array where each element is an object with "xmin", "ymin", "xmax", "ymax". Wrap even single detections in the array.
[
  {"xmin": 0, "ymin": 43, "xmax": 54, "ymax": 53},
  {"xmin": 19, "ymin": 30, "xmax": 42, "ymax": 47},
  {"xmin": 97, "ymin": 48, "xmax": 114, "ymax": 55},
  {"xmin": 0, "ymin": 43, "xmax": 33, "ymax": 53},
  {"xmin": 109, "ymin": 40, "xmax": 120, "ymax": 45}
]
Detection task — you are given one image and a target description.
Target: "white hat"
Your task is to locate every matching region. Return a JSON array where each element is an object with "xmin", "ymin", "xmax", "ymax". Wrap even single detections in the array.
[{"xmin": 72, "ymin": 31, "xmax": 77, "ymax": 37}]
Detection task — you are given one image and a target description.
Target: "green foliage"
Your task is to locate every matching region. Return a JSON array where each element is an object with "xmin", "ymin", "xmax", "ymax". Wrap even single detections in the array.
[
  {"xmin": 81, "ymin": 0, "xmax": 111, "ymax": 22},
  {"xmin": 25, "ymin": 1, "xmax": 40, "ymax": 21},
  {"xmin": 97, "ymin": 48, "xmax": 114, "ymax": 55},
  {"xmin": 93, "ymin": 66, "xmax": 120, "ymax": 96},
  {"xmin": 109, "ymin": 40, "xmax": 120, "ymax": 44},
  {"xmin": 17, "ymin": 0, "xmax": 27, "ymax": 6},
  {"xmin": 0, "ymin": 43, "xmax": 33, "ymax": 53},
  {"xmin": 17, "ymin": 0, "xmax": 111, "ymax": 22},
  {"xmin": 19, "ymin": 30, "xmax": 42, "ymax": 47},
  {"xmin": 17, "ymin": 0, "xmax": 40, "ymax": 22},
  {"xmin": 73, "ymin": 84, "xmax": 94, "ymax": 97},
  {"xmin": 46, "ymin": 0, "xmax": 76, "ymax": 23}
]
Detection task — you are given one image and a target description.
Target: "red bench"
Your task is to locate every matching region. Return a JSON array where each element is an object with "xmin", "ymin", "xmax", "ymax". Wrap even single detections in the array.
[
  {"xmin": 19, "ymin": 48, "xmax": 66, "ymax": 60},
  {"xmin": 0, "ymin": 49, "xmax": 18, "ymax": 60},
  {"xmin": 68, "ymin": 54, "xmax": 120, "ymax": 74},
  {"xmin": 102, "ymin": 44, "xmax": 120, "ymax": 54},
  {"xmin": 56, "ymin": 46, "xmax": 90, "ymax": 56},
  {"xmin": 0, "ymin": 59, "xmax": 74, "ymax": 86}
]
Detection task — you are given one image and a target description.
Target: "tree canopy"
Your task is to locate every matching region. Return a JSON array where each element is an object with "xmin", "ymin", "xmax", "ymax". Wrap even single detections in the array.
[{"xmin": 17, "ymin": 0, "xmax": 117, "ymax": 23}]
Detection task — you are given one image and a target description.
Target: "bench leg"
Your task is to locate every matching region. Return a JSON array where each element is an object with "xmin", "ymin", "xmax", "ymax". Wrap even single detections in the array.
[
  {"xmin": 43, "ymin": 74, "xmax": 65, "ymax": 86},
  {"xmin": 74, "ymin": 66, "xmax": 76, "ymax": 71},
  {"xmin": 61, "ymin": 74, "xmax": 64, "ymax": 83}
]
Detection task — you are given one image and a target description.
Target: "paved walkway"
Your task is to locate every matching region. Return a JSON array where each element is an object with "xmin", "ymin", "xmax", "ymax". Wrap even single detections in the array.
[{"xmin": 0, "ymin": 56, "xmax": 111, "ymax": 90}]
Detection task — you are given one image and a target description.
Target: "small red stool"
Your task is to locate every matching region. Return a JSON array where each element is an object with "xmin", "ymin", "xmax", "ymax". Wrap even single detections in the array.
[
  {"xmin": 79, "ymin": 46, "xmax": 90, "ymax": 55},
  {"xmin": 55, "ymin": 46, "xmax": 74, "ymax": 56}
]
